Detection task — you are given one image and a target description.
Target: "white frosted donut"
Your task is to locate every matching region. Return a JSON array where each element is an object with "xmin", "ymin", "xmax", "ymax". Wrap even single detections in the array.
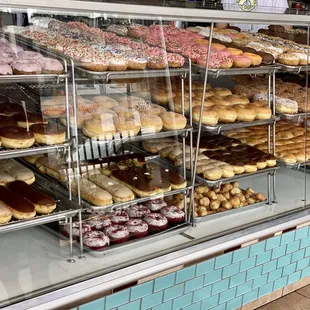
[
  {"xmin": 110, "ymin": 210, "xmax": 129, "ymax": 224},
  {"xmin": 125, "ymin": 205, "xmax": 150, "ymax": 218}
]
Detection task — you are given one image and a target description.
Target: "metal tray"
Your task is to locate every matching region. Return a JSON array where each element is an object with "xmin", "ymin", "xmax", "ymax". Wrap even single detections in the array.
[
  {"xmin": 194, "ymin": 117, "xmax": 278, "ymax": 134},
  {"xmin": 0, "ymin": 74, "xmax": 68, "ymax": 84},
  {"xmin": 192, "ymin": 64, "xmax": 280, "ymax": 77},
  {"xmin": 195, "ymin": 166, "xmax": 279, "ymax": 187},
  {"xmin": 278, "ymin": 63, "xmax": 309, "ymax": 73},
  {"xmin": 0, "ymin": 169, "xmax": 79, "ymax": 234},
  {"xmin": 193, "ymin": 200, "xmax": 268, "ymax": 223},
  {"xmin": 277, "ymin": 160, "xmax": 308, "ymax": 170},
  {"xmin": 277, "ymin": 112, "xmax": 307, "ymax": 122}
]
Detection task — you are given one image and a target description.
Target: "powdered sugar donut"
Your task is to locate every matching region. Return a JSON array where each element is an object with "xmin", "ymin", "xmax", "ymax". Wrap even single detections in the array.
[
  {"xmin": 125, "ymin": 219, "xmax": 148, "ymax": 238},
  {"xmin": 83, "ymin": 231, "xmax": 110, "ymax": 250},
  {"xmin": 144, "ymin": 213, "xmax": 168, "ymax": 232},
  {"xmin": 110, "ymin": 210, "xmax": 129, "ymax": 224},
  {"xmin": 86, "ymin": 215, "xmax": 112, "ymax": 230},
  {"xmin": 125, "ymin": 205, "xmax": 150, "ymax": 219},
  {"xmin": 17, "ymin": 51, "xmax": 43, "ymax": 60},
  {"xmin": 160, "ymin": 206, "xmax": 185, "ymax": 224},
  {"xmin": 62, "ymin": 222, "xmax": 91, "ymax": 240},
  {"xmin": 37, "ymin": 57, "xmax": 64, "ymax": 74},
  {"xmin": 0, "ymin": 63, "xmax": 12, "ymax": 75},
  {"xmin": 144, "ymin": 199, "xmax": 167, "ymax": 212},
  {"xmin": 104, "ymin": 225, "xmax": 130, "ymax": 243}
]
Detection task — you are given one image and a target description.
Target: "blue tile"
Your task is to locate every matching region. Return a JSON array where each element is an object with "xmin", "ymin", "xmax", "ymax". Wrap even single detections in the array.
[
  {"xmin": 193, "ymin": 285, "xmax": 212, "ymax": 302},
  {"xmin": 130, "ymin": 282, "xmax": 153, "ymax": 301},
  {"xmin": 154, "ymin": 273, "xmax": 175, "ymax": 292},
  {"xmin": 173, "ymin": 293, "xmax": 193, "ymax": 310},
  {"xmin": 153, "ymin": 300, "xmax": 173, "ymax": 310},
  {"xmin": 215, "ymin": 253, "xmax": 233, "ymax": 269},
  {"xmin": 163, "ymin": 283, "xmax": 184, "ymax": 302},
  {"xmin": 223, "ymin": 262, "xmax": 240, "ymax": 278},
  {"xmin": 305, "ymin": 246, "xmax": 310, "ymax": 257},
  {"xmin": 200, "ymin": 294, "xmax": 219, "ymax": 310},
  {"xmin": 292, "ymin": 249, "xmax": 305, "ymax": 263},
  {"xmin": 183, "ymin": 302, "xmax": 201, "ymax": 310},
  {"xmin": 196, "ymin": 259, "xmax": 215, "ymax": 276},
  {"xmin": 176, "ymin": 266, "xmax": 196, "ymax": 284},
  {"xmin": 287, "ymin": 270, "xmax": 302, "ymax": 285},
  {"xmin": 266, "ymin": 235, "xmax": 281, "ymax": 250},
  {"xmin": 273, "ymin": 276, "xmax": 288, "ymax": 291},
  {"xmin": 80, "ymin": 299, "xmax": 105, "ymax": 310},
  {"xmin": 282, "ymin": 262, "xmax": 297, "ymax": 277},
  {"xmin": 249, "ymin": 241, "xmax": 266, "ymax": 257},
  {"xmin": 227, "ymin": 295, "xmax": 242, "ymax": 310},
  {"xmin": 230, "ymin": 271, "xmax": 246, "ymax": 288},
  {"xmin": 240, "ymin": 256, "xmax": 256, "ymax": 272},
  {"xmin": 300, "ymin": 236, "xmax": 310, "ymax": 248},
  {"xmin": 185, "ymin": 276, "xmax": 204, "ymax": 293},
  {"xmin": 204, "ymin": 269, "xmax": 222, "ymax": 286},
  {"xmin": 242, "ymin": 288, "xmax": 259, "ymax": 305},
  {"xmin": 258, "ymin": 282, "xmax": 274, "ymax": 298},
  {"xmin": 297, "ymin": 257, "xmax": 310, "ymax": 271},
  {"xmin": 252, "ymin": 274, "xmax": 268, "ymax": 290},
  {"xmin": 219, "ymin": 287, "xmax": 237, "ymax": 304},
  {"xmin": 236, "ymin": 280, "xmax": 253, "ymax": 297},
  {"xmin": 286, "ymin": 240, "xmax": 301, "ymax": 255},
  {"xmin": 262, "ymin": 260, "xmax": 277, "ymax": 274},
  {"xmin": 118, "ymin": 300, "xmax": 140, "ymax": 310},
  {"xmin": 302, "ymin": 266, "xmax": 310, "ymax": 278},
  {"xmin": 233, "ymin": 247, "xmax": 250, "ymax": 263},
  {"xmin": 141, "ymin": 291, "xmax": 163, "ymax": 310},
  {"xmin": 106, "ymin": 290, "xmax": 130, "ymax": 309},
  {"xmin": 272, "ymin": 245, "xmax": 287, "ymax": 260},
  {"xmin": 209, "ymin": 303, "xmax": 226, "ymax": 310},
  {"xmin": 281, "ymin": 231, "xmax": 296, "ymax": 245},
  {"xmin": 295, "ymin": 227, "xmax": 309, "ymax": 240},
  {"xmin": 257, "ymin": 251, "xmax": 272, "ymax": 265},
  {"xmin": 277, "ymin": 254, "xmax": 292, "ymax": 268},
  {"xmin": 246, "ymin": 265, "xmax": 263, "ymax": 281},
  {"xmin": 268, "ymin": 268, "xmax": 283, "ymax": 283},
  {"xmin": 212, "ymin": 279, "xmax": 229, "ymax": 295}
]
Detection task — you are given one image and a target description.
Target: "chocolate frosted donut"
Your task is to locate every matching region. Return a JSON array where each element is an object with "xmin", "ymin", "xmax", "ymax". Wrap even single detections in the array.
[
  {"xmin": 0, "ymin": 104, "xmax": 24, "ymax": 116},
  {"xmin": 14, "ymin": 112, "xmax": 47, "ymax": 128},
  {"xmin": 30, "ymin": 123, "xmax": 66, "ymax": 145},
  {"xmin": 255, "ymin": 51, "xmax": 275, "ymax": 65},
  {"xmin": 0, "ymin": 125, "xmax": 35, "ymax": 148},
  {"xmin": 0, "ymin": 115, "xmax": 17, "ymax": 127}
]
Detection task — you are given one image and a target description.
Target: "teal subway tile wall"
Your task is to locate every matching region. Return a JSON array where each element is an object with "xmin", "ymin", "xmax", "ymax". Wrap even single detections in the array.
[{"xmin": 78, "ymin": 226, "xmax": 310, "ymax": 310}]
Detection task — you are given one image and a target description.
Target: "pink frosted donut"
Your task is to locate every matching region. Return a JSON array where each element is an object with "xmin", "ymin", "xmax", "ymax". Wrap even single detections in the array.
[
  {"xmin": 0, "ymin": 63, "xmax": 12, "ymax": 75},
  {"xmin": 216, "ymin": 49, "xmax": 231, "ymax": 58},
  {"xmin": 110, "ymin": 210, "xmax": 129, "ymax": 225},
  {"xmin": 83, "ymin": 231, "xmax": 110, "ymax": 250},
  {"xmin": 8, "ymin": 44, "xmax": 23, "ymax": 54},
  {"xmin": 11, "ymin": 60, "xmax": 41, "ymax": 74},
  {"xmin": 0, "ymin": 45, "xmax": 14, "ymax": 55},
  {"xmin": 144, "ymin": 199, "xmax": 167, "ymax": 212},
  {"xmin": 167, "ymin": 53, "xmax": 185, "ymax": 68},
  {"xmin": 125, "ymin": 219, "xmax": 148, "ymax": 238},
  {"xmin": 0, "ymin": 53, "xmax": 15, "ymax": 63},
  {"xmin": 17, "ymin": 51, "xmax": 43, "ymax": 60},
  {"xmin": 86, "ymin": 215, "xmax": 112, "ymax": 230},
  {"xmin": 37, "ymin": 57, "xmax": 64, "ymax": 73},
  {"xmin": 62, "ymin": 222, "xmax": 91, "ymax": 240},
  {"xmin": 144, "ymin": 213, "xmax": 168, "ymax": 232},
  {"xmin": 125, "ymin": 205, "xmax": 150, "ymax": 219},
  {"xmin": 160, "ymin": 206, "xmax": 185, "ymax": 224},
  {"xmin": 230, "ymin": 55, "xmax": 252, "ymax": 68},
  {"xmin": 104, "ymin": 225, "xmax": 130, "ymax": 243}
]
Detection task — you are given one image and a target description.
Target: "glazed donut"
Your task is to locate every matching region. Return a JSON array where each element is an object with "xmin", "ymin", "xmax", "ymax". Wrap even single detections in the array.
[
  {"xmin": 243, "ymin": 53, "xmax": 262, "ymax": 66},
  {"xmin": 86, "ymin": 215, "xmax": 112, "ymax": 230},
  {"xmin": 146, "ymin": 104, "xmax": 166, "ymax": 115},
  {"xmin": 125, "ymin": 219, "xmax": 148, "ymax": 238},
  {"xmin": 211, "ymin": 43, "xmax": 226, "ymax": 50},
  {"xmin": 233, "ymin": 104, "xmax": 256, "ymax": 122},
  {"xmin": 144, "ymin": 199, "xmax": 167, "ymax": 212},
  {"xmin": 202, "ymin": 167, "xmax": 223, "ymax": 180},
  {"xmin": 226, "ymin": 95, "xmax": 249, "ymax": 105},
  {"xmin": 160, "ymin": 206, "xmax": 185, "ymax": 223},
  {"xmin": 143, "ymin": 213, "xmax": 168, "ymax": 232},
  {"xmin": 114, "ymin": 117, "xmax": 141, "ymax": 136},
  {"xmin": 0, "ymin": 126, "xmax": 34, "ymax": 148},
  {"xmin": 83, "ymin": 114, "xmax": 116, "ymax": 140},
  {"xmin": 92, "ymin": 95, "xmax": 119, "ymax": 109},
  {"xmin": 104, "ymin": 225, "xmax": 130, "ymax": 243},
  {"xmin": 243, "ymin": 162, "xmax": 258, "ymax": 173},
  {"xmin": 83, "ymin": 231, "xmax": 110, "ymax": 250},
  {"xmin": 192, "ymin": 106, "xmax": 218, "ymax": 125},
  {"xmin": 118, "ymin": 96, "xmax": 145, "ymax": 109},
  {"xmin": 231, "ymin": 55, "xmax": 252, "ymax": 68},
  {"xmin": 30, "ymin": 124, "xmax": 66, "ymax": 145},
  {"xmin": 213, "ymin": 87, "xmax": 232, "ymax": 97},
  {"xmin": 226, "ymin": 48, "xmax": 243, "ymax": 55},
  {"xmin": 209, "ymin": 96, "xmax": 232, "ymax": 106},
  {"xmin": 213, "ymin": 106, "xmax": 237, "ymax": 123},
  {"xmin": 112, "ymin": 106, "xmax": 139, "ymax": 119},
  {"xmin": 252, "ymin": 104, "xmax": 272, "ymax": 120},
  {"xmin": 140, "ymin": 113, "xmax": 163, "ymax": 133},
  {"xmin": 126, "ymin": 205, "xmax": 150, "ymax": 218},
  {"xmin": 160, "ymin": 111, "xmax": 187, "ymax": 130},
  {"xmin": 151, "ymin": 89, "xmax": 175, "ymax": 105}
]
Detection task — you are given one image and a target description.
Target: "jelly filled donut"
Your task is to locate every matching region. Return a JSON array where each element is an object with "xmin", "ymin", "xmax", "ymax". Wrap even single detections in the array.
[
  {"xmin": 126, "ymin": 219, "xmax": 148, "ymax": 238},
  {"xmin": 144, "ymin": 213, "xmax": 168, "ymax": 232},
  {"xmin": 104, "ymin": 225, "xmax": 130, "ymax": 243},
  {"xmin": 83, "ymin": 231, "xmax": 110, "ymax": 250},
  {"xmin": 0, "ymin": 126, "xmax": 35, "ymax": 148},
  {"xmin": 160, "ymin": 206, "xmax": 185, "ymax": 224},
  {"xmin": 125, "ymin": 205, "xmax": 150, "ymax": 219},
  {"xmin": 110, "ymin": 210, "xmax": 129, "ymax": 225}
]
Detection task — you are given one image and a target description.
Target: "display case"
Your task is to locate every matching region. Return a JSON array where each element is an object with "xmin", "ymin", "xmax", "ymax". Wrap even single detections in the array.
[{"xmin": 0, "ymin": 1, "xmax": 310, "ymax": 309}]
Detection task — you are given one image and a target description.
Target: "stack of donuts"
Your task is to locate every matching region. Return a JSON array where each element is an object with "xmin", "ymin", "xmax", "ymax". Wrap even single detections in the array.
[
  {"xmin": 0, "ymin": 39, "xmax": 64, "ymax": 75},
  {"xmin": 225, "ymin": 121, "xmax": 310, "ymax": 164},
  {"xmin": 191, "ymin": 182, "xmax": 266, "ymax": 218},
  {"xmin": 61, "ymin": 198, "xmax": 185, "ymax": 250}
]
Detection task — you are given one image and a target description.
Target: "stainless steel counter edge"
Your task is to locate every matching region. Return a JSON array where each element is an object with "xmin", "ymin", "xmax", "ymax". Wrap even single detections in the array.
[{"xmin": 6, "ymin": 207, "xmax": 310, "ymax": 310}]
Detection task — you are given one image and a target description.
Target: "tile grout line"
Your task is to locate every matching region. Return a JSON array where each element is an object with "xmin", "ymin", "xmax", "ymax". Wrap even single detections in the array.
[{"xmin": 295, "ymin": 291, "xmax": 310, "ymax": 300}]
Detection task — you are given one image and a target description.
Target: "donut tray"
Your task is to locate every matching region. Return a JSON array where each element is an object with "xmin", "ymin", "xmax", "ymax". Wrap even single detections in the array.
[
  {"xmin": 194, "ymin": 116, "xmax": 278, "ymax": 134},
  {"xmin": 278, "ymin": 64, "xmax": 309, "ymax": 74},
  {"xmin": 277, "ymin": 160, "xmax": 308, "ymax": 170},
  {"xmin": 193, "ymin": 200, "xmax": 268, "ymax": 223},
  {"xmin": 277, "ymin": 112, "xmax": 307, "ymax": 122},
  {"xmin": 192, "ymin": 64, "xmax": 280, "ymax": 77},
  {"xmin": 0, "ymin": 74, "xmax": 68, "ymax": 84}
]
